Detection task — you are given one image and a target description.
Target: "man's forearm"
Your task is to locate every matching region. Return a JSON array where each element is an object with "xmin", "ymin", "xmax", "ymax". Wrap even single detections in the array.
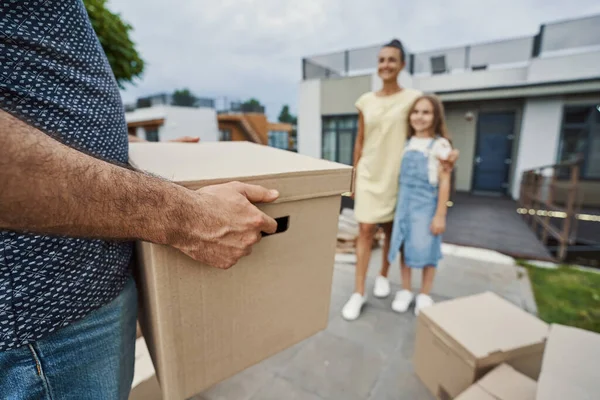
[{"xmin": 0, "ymin": 110, "xmax": 193, "ymax": 244}]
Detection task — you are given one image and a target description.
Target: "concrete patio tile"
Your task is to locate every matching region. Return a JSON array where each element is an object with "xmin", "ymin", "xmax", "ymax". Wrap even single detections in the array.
[
  {"xmin": 369, "ymin": 329, "xmax": 434, "ymax": 400},
  {"xmin": 279, "ymin": 331, "xmax": 385, "ymax": 400},
  {"xmin": 258, "ymin": 337, "xmax": 311, "ymax": 373},
  {"xmin": 367, "ymin": 359, "xmax": 434, "ymax": 400},
  {"xmin": 196, "ymin": 363, "xmax": 274, "ymax": 400},
  {"xmin": 250, "ymin": 376, "xmax": 324, "ymax": 400},
  {"xmin": 331, "ymin": 266, "xmax": 356, "ymax": 295},
  {"xmin": 326, "ymin": 307, "xmax": 408, "ymax": 357}
]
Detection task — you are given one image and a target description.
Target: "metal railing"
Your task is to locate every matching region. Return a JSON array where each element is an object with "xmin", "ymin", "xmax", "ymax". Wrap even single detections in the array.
[
  {"xmin": 303, "ymin": 14, "xmax": 600, "ymax": 80},
  {"xmin": 518, "ymin": 157, "xmax": 584, "ymax": 261}
]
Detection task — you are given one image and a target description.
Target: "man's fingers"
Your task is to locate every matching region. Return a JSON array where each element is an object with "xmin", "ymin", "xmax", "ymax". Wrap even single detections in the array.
[
  {"xmin": 235, "ymin": 182, "xmax": 279, "ymax": 204},
  {"xmin": 260, "ymin": 213, "xmax": 278, "ymax": 234},
  {"xmin": 169, "ymin": 136, "xmax": 200, "ymax": 143}
]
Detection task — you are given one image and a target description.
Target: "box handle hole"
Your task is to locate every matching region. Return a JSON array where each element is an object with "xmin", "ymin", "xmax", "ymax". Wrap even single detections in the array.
[{"xmin": 261, "ymin": 216, "xmax": 290, "ymax": 237}]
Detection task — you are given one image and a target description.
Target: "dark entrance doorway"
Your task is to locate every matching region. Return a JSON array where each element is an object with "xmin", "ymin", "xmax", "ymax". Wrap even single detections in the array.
[{"xmin": 472, "ymin": 111, "xmax": 515, "ymax": 194}]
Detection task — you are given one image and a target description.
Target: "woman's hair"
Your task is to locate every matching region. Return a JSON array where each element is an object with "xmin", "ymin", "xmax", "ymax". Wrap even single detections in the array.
[
  {"xmin": 382, "ymin": 39, "xmax": 405, "ymax": 63},
  {"xmin": 406, "ymin": 94, "xmax": 452, "ymax": 144}
]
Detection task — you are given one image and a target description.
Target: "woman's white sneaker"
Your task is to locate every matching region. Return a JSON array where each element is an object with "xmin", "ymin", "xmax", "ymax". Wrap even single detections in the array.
[
  {"xmin": 373, "ymin": 275, "xmax": 391, "ymax": 298},
  {"xmin": 342, "ymin": 293, "xmax": 367, "ymax": 321},
  {"xmin": 414, "ymin": 293, "xmax": 434, "ymax": 316},
  {"xmin": 391, "ymin": 290, "xmax": 414, "ymax": 313}
]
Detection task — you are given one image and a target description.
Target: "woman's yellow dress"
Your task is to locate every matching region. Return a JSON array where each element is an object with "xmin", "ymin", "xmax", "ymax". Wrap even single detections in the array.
[{"xmin": 353, "ymin": 88, "xmax": 422, "ymax": 224}]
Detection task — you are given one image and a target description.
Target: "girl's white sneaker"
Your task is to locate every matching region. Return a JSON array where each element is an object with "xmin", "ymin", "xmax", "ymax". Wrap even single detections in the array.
[
  {"xmin": 391, "ymin": 290, "xmax": 414, "ymax": 313},
  {"xmin": 342, "ymin": 293, "xmax": 367, "ymax": 321},
  {"xmin": 414, "ymin": 293, "xmax": 434, "ymax": 316},
  {"xmin": 373, "ymin": 275, "xmax": 391, "ymax": 298}
]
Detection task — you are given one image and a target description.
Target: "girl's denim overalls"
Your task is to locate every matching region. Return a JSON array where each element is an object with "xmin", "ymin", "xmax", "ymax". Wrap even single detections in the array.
[{"xmin": 388, "ymin": 137, "xmax": 443, "ymax": 268}]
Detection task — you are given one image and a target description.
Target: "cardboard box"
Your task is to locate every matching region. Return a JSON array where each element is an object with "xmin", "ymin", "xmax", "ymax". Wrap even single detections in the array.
[
  {"xmin": 128, "ymin": 142, "xmax": 352, "ymax": 400},
  {"xmin": 414, "ymin": 291, "xmax": 548, "ymax": 399},
  {"xmin": 536, "ymin": 324, "xmax": 600, "ymax": 399},
  {"xmin": 455, "ymin": 363, "xmax": 536, "ymax": 400}
]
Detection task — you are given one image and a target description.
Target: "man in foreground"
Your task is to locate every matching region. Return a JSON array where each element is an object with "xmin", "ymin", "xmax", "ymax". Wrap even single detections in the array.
[{"xmin": 0, "ymin": 1, "xmax": 276, "ymax": 398}]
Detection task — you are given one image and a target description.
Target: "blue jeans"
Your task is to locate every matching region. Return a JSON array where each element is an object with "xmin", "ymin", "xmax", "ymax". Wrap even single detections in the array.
[{"xmin": 0, "ymin": 277, "xmax": 138, "ymax": 400}]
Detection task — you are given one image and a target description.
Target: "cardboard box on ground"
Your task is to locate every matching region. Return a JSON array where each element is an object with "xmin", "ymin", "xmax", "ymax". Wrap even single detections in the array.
[
  {"xmin": 415, "ymin": 291, "xmax": 600, "ymax": 400},
  {"xmin": 455, "ymin": 364, "xmax": 536, "ymax": 400},
  {"xmin": 535, "ymin": 324, "xmax": 600, "ymax": 400},
  {"xmin": 128, "ymin": 142, "xmax": 353, "ymax": 400}
]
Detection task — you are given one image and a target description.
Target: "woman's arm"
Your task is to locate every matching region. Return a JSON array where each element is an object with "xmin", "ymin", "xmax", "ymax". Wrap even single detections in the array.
[
  {"xmin": 431, "ymin": 166, "xmax": 451, "ymax": 235},
  {"xmin": 351, "ymin": 111, "xmax": 365, "ymax": 197}
]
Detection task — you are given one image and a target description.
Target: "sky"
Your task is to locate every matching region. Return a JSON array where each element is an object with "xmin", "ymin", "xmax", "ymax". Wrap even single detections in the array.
[{"xmin": 113, "ymin": 0, "xmax": 600, "ymax": 121}]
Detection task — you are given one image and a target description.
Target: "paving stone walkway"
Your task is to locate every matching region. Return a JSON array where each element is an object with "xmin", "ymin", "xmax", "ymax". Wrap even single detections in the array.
[{"xmin": 192, "ymin": 247, "xmax": 537, "ymax": 400}]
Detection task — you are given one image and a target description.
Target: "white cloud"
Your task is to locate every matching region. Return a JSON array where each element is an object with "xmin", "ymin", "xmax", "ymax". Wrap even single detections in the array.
[{"xmin": 113, "ymin": 0, "xmax": 600, "ymax": 120}]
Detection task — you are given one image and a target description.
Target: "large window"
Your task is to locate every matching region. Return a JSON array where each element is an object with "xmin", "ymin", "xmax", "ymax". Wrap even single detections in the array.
[
  {"xmin": 219, "ymin": 129, "xmax": 232, "ymax": 141},
  {"xmin": 557, "ymin": 105, "xmax": 600, "ymax": 179},
  {"xmin": 145, "ymin": 127, "xmax": 159, "ymax": 142},
  {"xmin": 268, "ymin": 131, "xmax": 289, "ymax": 150},
  {"xmin": 322, "ymin": 115, "xmax": 358, "ymax": 165}
]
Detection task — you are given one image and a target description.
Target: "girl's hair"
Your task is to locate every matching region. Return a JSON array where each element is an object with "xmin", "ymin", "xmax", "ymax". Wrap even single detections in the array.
[
  {"xmin": 382, "ymin": 39, "xmax": 405, "ymax": 63},
  {"xmin": 407, "ymin": 94, "xmax": 452, "ymax": 145}
]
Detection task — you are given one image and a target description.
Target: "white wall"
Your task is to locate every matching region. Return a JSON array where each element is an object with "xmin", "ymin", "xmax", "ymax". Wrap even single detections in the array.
[
  {"xmin": 320, "ymin": 75, "xmax": 371, "ymax": 115},
  {"xmin": 528, "ymin": 50, "xmax": 600, "ymax": 84},
  {"xmin": 511, "ymin": 97, "xmax": 563, "ymax": 198},
  {"xmin": 298, "ymin": 80, "xmax": 321, "ymax": 158},
  {"xmin": 160, "ymin": 106, "xmax": 218, "ymax": 142},
  {"xmin": 413, "ymin": 67, "xmax": 528, "ymax": 93}
]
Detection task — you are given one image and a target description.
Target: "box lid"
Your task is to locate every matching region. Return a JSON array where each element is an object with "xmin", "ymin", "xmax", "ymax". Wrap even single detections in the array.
[
  {"xmin": 128, "ymin": 142, "xmax": 353, "ymax": 202},
  {"xmin": 536, "ymin": 324, "xmax": 600, "ymax": 400},
  {"xmin": 420, "ymin": 292, "xmax": 548, "ymax": 366},
  {"xmin": 456, "ymin": 363, "xmax": 536, "ymax": 400}
]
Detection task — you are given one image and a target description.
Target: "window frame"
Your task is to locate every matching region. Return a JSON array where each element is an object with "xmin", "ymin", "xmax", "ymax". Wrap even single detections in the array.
[
  {"xmin": 144, "ymin": 127, "xmax": 160, "ymax": 142},
  {"xmin": 268, "ymin": 130, "xmax": 289, "ymax": 150},
  {"xmin": 557, "ymin": 104, "xmax": 600, "ymax": 181},
  {"xmin": 219, "ymin": 128, "xmax": 232, "ymax": 141},
  {"xmin": 321, "ymin": 114, "xmax": 359, "ymax": 165}
]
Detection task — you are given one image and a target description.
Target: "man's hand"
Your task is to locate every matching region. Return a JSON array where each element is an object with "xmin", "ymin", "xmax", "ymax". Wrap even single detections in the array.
[
  {"xmin": 169, "ymin": 136, "xmax": 200, "ymax": 143},
  {"xmin": 439, "ymin": 149, "xmax": 460, "ymax": 172},
  {"xmin": 171, "ymin": 182, "xmax": 279, "ymax": 269}
]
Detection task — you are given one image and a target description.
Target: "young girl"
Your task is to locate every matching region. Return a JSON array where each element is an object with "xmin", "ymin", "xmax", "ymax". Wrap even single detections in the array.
[{"xmin": 387, "ymin": 95, "xmax": 453, "ymax": 316}]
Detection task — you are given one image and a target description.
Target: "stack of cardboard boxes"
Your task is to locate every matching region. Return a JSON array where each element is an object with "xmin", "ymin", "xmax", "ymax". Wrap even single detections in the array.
[
  {"xmin": 414, "ymin": 291, "xmax": 600, "ymax": 400},
  {"xmin": 127, "ymin": 141, "xmax": 598, "ymax": 400}
]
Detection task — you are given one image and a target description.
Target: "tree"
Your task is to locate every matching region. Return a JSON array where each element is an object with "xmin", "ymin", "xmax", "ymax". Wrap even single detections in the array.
[
  {"xmin": 278, "ymin": 105, "xmax": 297, "ymax": 125},
  {"xmin": 172, "ymin": 89, "xmax": 197, "ymax": 107},
  {"xmin": 84, "ymin": 0, "xmax": 144, "ymax": 88},
  {"xmin": 241, "ymin": 98, "xmax": 265, "ymax": 113}
]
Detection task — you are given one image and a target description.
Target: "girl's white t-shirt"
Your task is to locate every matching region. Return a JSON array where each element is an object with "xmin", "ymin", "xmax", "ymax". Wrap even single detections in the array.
[{"xmin": 404, "ymin": 136, "xmax": 452, "ymax": 186}]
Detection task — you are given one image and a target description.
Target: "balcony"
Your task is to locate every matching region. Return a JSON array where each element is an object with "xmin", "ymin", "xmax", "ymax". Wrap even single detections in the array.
[{"xmin": 302, "ymin": 14, "xmax": 600, "ymax": 92}]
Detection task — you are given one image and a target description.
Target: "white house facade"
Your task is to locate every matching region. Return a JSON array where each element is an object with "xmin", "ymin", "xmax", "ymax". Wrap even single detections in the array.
[{"xmin": 125, "ymin": 105, "xmax": 219, "ymax": 143}]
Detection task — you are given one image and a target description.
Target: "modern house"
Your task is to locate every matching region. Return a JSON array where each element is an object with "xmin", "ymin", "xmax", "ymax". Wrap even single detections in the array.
[
  {"xmin": 125, "ymin": 105, "xmax": 219, "ymax": 142},
  {"xmin": 298, "ymin": 14, "xmax": 600, "ymax": 206},
  {"xmin": 125, "ymin": 95, "xmax": 296, "ymax": 151},
  {"xmin": 217, "ymin": 102, "xmax": 295, "ymax": 151}
]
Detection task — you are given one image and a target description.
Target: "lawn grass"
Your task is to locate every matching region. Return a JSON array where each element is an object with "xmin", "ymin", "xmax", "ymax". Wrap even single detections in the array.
[{"xmin": 519, "ymin": 261, "xmax": 600, "ymax": 333}]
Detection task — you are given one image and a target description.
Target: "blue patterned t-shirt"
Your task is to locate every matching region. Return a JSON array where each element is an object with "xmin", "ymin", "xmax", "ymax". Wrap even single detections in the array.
[{"xmin": 0, "ymin": 0, "xmax": 133, "ymax": 351}]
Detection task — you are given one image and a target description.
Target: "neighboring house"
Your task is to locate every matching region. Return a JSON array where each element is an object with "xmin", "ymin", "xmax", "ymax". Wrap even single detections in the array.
[
  {"xmin": 217, "ymin": 111, "xmax": 294, "ymax": 151},
  {"xmin": 298, "ymin": 14, "xmax": 600, "ymax": 206},
  {"xmin": 125, "ymin": 105, "xmax": 219, "ymax": 142}
]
